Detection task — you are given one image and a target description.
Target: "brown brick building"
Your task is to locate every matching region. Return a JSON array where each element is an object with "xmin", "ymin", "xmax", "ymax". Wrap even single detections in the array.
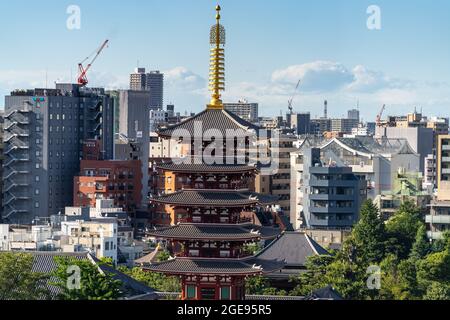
[{"xmin": 74, "ymin": 160, "xmax": 142, "ymax": 212}]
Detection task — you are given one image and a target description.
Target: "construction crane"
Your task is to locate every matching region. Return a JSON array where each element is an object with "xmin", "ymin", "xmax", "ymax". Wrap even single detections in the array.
[
  {"xmin": 77, "ymin": 39, "xmax": 109, "ymax": 87},
  {"xmin": 287, "ymin": 79, "xmax": 301, "ymax": 114},
  {"xmin": 376, "ymin": 104, "xmax": 386, "ymax": 126}
]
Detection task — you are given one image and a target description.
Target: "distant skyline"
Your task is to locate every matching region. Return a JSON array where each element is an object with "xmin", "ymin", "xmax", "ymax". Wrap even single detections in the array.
[{"xmin": 1, "ymin": 0, "xmax": 450, "ymax": 120}]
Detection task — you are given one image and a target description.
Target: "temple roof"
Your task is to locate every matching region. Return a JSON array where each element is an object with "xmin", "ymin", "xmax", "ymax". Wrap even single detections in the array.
[
  {"xmin": 143, "ymin": 256, "xmax": 284, "ymax": 276},
  {"xmin": 146, "ymin": 223, "xmax": 281, "ymax": 241},
  {"xmin": 158, "ymin": 109, "xmax": 260, "ymax": 138},
  {"xmin": 151, "ymin": 189, "xmax": 278, "ymax": 207},
  {"xmin": 256, "ymin": 232, "xmax": 329, "ymax": 267},
  {"xmin": 156, "ymin": 162, "xmax": 257, "ymax": 173}
]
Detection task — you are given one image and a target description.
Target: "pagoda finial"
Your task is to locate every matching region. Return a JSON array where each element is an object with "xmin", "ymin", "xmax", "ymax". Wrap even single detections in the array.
[{"xmin": 207, "ymin": 4, "xmax": 226, "ymax": 109}]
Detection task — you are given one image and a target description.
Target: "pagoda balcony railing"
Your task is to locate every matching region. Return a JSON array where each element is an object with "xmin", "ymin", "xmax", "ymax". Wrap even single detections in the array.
[
  {"xmin": 176, "ymin": 252, "xmax": 253, "ymax": 259},
  {"xmin": 177, "ymin": 217, "xmax": 253, "ymax": 224},
  {"xmin": 179, "ymin": 183, "xmax": 247, "ymax": 190}
]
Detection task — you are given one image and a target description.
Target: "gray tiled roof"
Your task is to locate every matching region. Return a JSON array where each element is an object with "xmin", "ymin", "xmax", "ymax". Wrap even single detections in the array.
[
  {"xmin": 144, "ymin": 256, "xmax": 284, "ymax": 275},
  {"xmin": 146, "ymin": 223, "xmax": 281, "ymax": 241},
  {"xmin": 151, "ymin": 190, "xmax": 278, "ymax": 207},
  {"xmin": 256, "ymin": 232, "xmax": 329, "ymax": 267},
  {"xmin": 158, "ymin": 109, "xmax": 260, "ymax": 138},
  {"xmin": 25, "ymin": 251, "xmax": 157, "ymax": 300}
]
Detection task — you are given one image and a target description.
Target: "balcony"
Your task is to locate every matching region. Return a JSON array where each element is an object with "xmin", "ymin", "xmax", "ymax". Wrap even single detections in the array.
[
  {"xmin": 426, "ymin": 215, "xmax": 450, "ymax": 224},
  {"xmin": 3, "ymin": 170, "xmax": 30, "ymax": 180},
  {"xmin": 427, "ymin": 231, "xmax": 444, "ymax": 240},
  {"xmin": 442, "ymin": 145, "xmax": 450, "ymax": 151},
  {"xmin": 309, "ymin": 194, "xmax": 354, "ymax": 201}
]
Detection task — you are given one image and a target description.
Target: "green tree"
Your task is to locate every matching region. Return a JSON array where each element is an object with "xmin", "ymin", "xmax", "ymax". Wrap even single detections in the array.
[
  {"xmin": 156, "ymin": 250, "xmax": 171, "ymax": 262},
  {"xmin": 417, "ymin": 249, "xmax": 450, "ymax": 284},
  {"xmin": 423, "ymin": 282, "xmax": 450, "ymax": 300},
  {"xmin": 52, "ymin": 256, "xmax": 123, "ymax": 300},
  {"xmin": 245, "ymin": 275, "xmax": 270, "ymax": 295},
  {"xmin": 410, "ymin": 224, "xmax": 430, "ymax": 261},
  {"xmin": 378, "ymin": 255, "xmax": 420, "ymax": 300},
  {"xmin": 243, "ymin": 243, "xmax": 262, "ymax": 255},
  {"xmin": 117, "ymin": 266, "xmax": 181, "ymax": 293},
  {"xmin": 0, "ymin": 252, "xmax": 50, "ymax": 300},
  {"xmin": 290, "ymin": 254, "xmax": 334, "ymax": 296},
  {"xmin": 385, "ymin": 201, "xmax": 422, "ymax": 258},
  {"xmin": 352, "ymin": 200, "xmax": 386, "ymax": 265}
]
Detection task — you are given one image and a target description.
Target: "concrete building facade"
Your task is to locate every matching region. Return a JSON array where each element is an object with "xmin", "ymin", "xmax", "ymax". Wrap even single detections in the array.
[
  {"xmin": 2, "ymin": 84, "xmax": 114, "ymax": 223},
  {"xmin": 74, "ymin": 159, "xmax": 143, "ymax": 213},
  {"xmin": 298, "ymin": 148, "xmax": 367, "ymax": 229},
  {"xmin": 224, "ymin": 101, "xmax": 259, "ymax": 123}
]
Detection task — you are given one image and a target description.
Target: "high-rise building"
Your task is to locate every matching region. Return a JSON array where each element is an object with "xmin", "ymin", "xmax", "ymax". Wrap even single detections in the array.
[
  {"xmin": 291, "ymin": 113, "xmax": 311, "ymax": 135},
  {"xmin": 426, "ymin": 135, "xmax": 450, "ymax": 240},
  {"xmin": 145, "ymin": 71, "xmax": 164, "ymax": 109},
  {"xmin": 300, "ymin": 148, "xmax": 367, "ymax": 229},
  {"xmin": 129, "ymin": 68, "xmax": 164, "ymax": 109},
  {"xmin": 129, "ymin": 68, "xmax": 147, "ymax": 91},
  {"xmin": 0, "ymin": 112, "xmax": 4, "ymax": 220},
  {"xmin": 437, "ymin": 135, "xmax": 450, "ymax": 200},
  {"xmin": 331, "ymin": 118, "xmax": 359, "ymax": 134},
  {"xmin": 347, "ymin": 109, "xmax": 360, "ymax": 122},
  {"xmin": 2, "ymin": 84, "xmax": 114, "ymax": 223},
  {"xmin": 256, "ymin": 134, "xmax": 297, "ymax": 218},
  {"xmin": 117, "ymin": 90, "xmax": 151, "ymax": 207},
  {"xmin": 310, "ymin": 118, "xmax": 331, "ymax": 136},
  {"xmin": 224, "ymin": 100, "xmax": 259, "ymax": 123}
]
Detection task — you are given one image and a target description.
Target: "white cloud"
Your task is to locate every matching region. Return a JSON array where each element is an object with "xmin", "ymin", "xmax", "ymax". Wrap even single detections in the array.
[
  {"xmin": 163, "ymin": 66, "xmax": 205, "ymax": 91},
  {"xmin": 271, "ymin": 61, "xmax": 354, "ymax": 93}
]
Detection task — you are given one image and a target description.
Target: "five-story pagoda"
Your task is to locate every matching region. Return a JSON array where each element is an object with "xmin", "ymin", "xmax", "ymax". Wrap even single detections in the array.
[{"xmin": 144, "ymin": 5, "xmax": 284, "ymax": 300}]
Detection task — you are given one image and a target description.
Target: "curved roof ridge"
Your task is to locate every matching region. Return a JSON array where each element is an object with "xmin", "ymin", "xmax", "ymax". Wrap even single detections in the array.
[{"xmin": 222, "ymin": 109, "xmax": 258, "ymax": 131}]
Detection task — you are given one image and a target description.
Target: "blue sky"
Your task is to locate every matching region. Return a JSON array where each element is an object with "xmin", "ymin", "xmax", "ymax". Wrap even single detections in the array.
[{"xmin": 1, "ymin": 0, "xmax": 450, "ymax": 120}]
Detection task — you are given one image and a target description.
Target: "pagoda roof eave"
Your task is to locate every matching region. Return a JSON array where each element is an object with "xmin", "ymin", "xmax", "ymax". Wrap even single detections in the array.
[
  {"xmin": 156, "ymin": 162, "xmax": 258, "ymax": 174},
  {"xmin": 150, "ymin": 190, "xmax": 278, "ymax": 207},
  {"xmin": 143, "ymin": 256, "xmax": 285, "ymax": 276},
  {"xmin": 145, "ymin": 223, "xmax": 280, "ymax": 241}
]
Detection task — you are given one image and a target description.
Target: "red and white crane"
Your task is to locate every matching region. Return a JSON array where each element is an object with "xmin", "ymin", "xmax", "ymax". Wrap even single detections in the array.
[{"xmin": 77, "ymin": 39, "xmax": 109, "ymax": 87}]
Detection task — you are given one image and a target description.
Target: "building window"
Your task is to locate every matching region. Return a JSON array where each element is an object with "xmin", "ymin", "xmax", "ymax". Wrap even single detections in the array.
[
  {"xmin": 186, "ymin": 285, "xmax": 196, "ymax": 299},
  {"xmin": 35, "ymin": 176, "xmax": 40, "ymax": 182},
  {"xmin": 35, "ymin": 163, "xmax": 40, "ymax": 169},
  {"xmin": 35, "ymin": 189, "xmax": 40, "ymax": 195},
  {"xmin": 35, "ymin": 202, "xmax": 39, "ymax": 208}
]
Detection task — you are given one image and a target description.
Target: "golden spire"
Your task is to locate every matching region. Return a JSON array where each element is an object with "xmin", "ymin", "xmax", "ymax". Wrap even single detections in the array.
[{"xmin": 207, "ymin": 5, "xmax": 226, "ymax": 109}]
